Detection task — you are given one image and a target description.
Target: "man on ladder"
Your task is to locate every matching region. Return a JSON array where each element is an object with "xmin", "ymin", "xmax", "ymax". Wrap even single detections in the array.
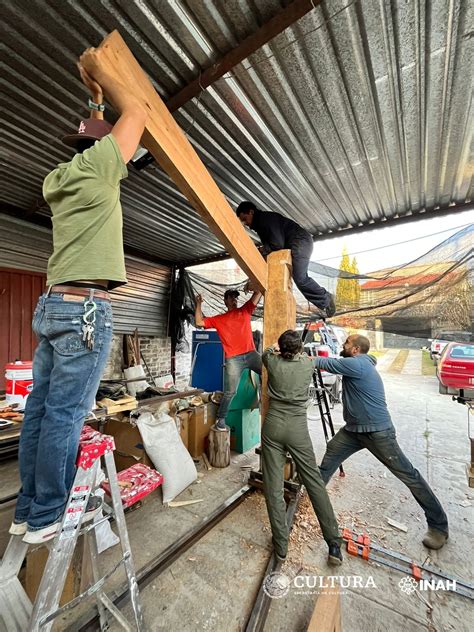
[{"xmin": 9, "ymin": 47, "xmax": 147, "ymax": 544}]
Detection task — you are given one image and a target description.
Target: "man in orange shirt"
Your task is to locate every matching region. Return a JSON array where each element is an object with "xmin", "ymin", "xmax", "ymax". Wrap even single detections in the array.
[{"xmin": 195, "ymin": 289, "xmax": 262, "ymax": 431}]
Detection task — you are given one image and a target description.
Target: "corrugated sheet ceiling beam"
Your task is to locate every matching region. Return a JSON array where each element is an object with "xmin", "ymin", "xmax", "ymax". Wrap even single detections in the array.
[{"xmin": 166, "ymin": 0, "xmax": 320, "ymax": 112}]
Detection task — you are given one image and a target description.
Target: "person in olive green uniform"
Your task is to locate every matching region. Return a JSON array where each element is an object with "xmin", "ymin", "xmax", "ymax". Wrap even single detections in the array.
[{"xmin": 262, "ymin": 330, "xmax": 343, "ymax": 565}]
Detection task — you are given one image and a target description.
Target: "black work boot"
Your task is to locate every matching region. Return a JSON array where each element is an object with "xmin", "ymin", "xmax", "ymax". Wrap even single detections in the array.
[
  {"xmin": 325, "ymin": 293, "xmax": 336, "ymax": 318},
  {"xmin": 327, "ymin": 542, "xmax": 343, "ymax": 566},
  {"xmin": 274, "ymin": 552, "xmax": 287, "ymax": 563}
]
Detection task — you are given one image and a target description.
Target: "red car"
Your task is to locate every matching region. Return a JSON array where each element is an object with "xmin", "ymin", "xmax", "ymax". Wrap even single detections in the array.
[{"xmin": 437, "ymin": 342, "xmax": 474, "ymax": 398}]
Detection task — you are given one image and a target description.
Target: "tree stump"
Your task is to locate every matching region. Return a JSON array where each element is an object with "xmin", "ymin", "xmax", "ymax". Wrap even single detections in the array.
[{"xmin": 208, "ymin": 428, "xmax": 230, "ymax": 468}]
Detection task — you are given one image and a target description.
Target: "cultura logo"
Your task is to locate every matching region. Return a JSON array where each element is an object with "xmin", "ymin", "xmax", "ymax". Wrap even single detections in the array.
[
  {"xmin": 263, "ymin": 572, "xmax": 291, "ymax": 599},
  {"xmin": 399, "ymin": 576, "xmax": 418, "ymax": 595},
  {"xmin": 263, "ymin": 573, "xmax": 376, "ymax": 599}
]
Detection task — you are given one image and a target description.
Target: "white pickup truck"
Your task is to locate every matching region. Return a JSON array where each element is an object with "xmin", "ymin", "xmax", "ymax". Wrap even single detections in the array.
[{"xmin": 429, "ymin": 331, "xmax": 473, "ymax": 363}]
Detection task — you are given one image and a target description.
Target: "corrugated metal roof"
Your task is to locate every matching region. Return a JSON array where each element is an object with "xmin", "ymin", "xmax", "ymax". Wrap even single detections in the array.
[{"xmin": 1, "ymin": 0, "xmax": 472, "ymax": 264}]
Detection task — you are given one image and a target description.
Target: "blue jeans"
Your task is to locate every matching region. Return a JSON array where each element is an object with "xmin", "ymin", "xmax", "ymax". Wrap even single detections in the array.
[
  {"xmin": 15, "ymin": 293, "xmax": 113, "ymax": 530},
  {"xmin": 218, "ymin": 351, "xmax": 262, "ymax": 421},
  {"xmin": 319, "ymin": 427, "xmax": 449, "ymax": 533}
]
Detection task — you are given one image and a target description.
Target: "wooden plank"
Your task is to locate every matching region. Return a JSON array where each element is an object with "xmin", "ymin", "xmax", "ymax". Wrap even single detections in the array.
[
  {"xmin": 307, "ymin": 589, "xmax": 342, "ymax": 632},
  {"xmin": 98, "ymin": 31, "xmax": 267, "ymax": 292},
  {"xmin": 262, "ymin": 250, "xmax": 296, "ymax": 419},
  {"xmin": 166, "ymin": 0, "xmax": 320, "ymax": 112}
]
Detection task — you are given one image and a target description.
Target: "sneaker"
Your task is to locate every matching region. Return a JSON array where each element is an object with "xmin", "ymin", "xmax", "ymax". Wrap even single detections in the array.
[
  {"xmin": 325, "ymin": 293, "xmax": 336, "ymax": 318},
  {"xmin": 9, "ymin": 521, "xmax": 28, "ymax": 536},
  {"xmin": 22, "ymin": 495, "xmax": 103, "ymax": 544},
  {"xmin": 422, "ymin": 528, "xmax": 448, "ymax": 550},
  {"xmin": 83, "ymin": 494, "xmax": 103, "ymax": 522},
  {"xmin": 213, "ymin": 419, "xmax": 228, "ymax": 432},
  {"xmin": 327, "ymin": 542, "xmax": 343, "ymax": 566},
  {"xmin": 23, "ymin": 521, "xmax": 61, "ymax": 544}
]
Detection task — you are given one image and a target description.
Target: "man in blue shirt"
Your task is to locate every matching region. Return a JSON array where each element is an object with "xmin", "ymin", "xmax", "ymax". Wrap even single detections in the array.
[{"xmin": 314, "ymin": 334, "xmax": 449, "ymax": 550}]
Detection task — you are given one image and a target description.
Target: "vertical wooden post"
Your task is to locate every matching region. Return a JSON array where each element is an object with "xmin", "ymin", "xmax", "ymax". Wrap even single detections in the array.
[{"xmin": 262, "ymin": 250, "xmax": 296, "ymax": 421}]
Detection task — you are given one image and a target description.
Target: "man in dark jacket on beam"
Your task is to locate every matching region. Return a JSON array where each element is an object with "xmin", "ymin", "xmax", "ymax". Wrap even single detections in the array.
[
  {"xmin": 236, "ymin": 200, "xmax": 335, "ymax": 318},
  {"xmin": 314, "ymin": 334, "xmax": 449, "ymax": 550}
]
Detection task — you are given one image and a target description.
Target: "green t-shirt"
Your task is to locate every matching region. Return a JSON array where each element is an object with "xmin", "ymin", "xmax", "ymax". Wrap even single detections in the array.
[{"xmin": 44, "ymin": 134, "xmax": 128, "ymax": 289}]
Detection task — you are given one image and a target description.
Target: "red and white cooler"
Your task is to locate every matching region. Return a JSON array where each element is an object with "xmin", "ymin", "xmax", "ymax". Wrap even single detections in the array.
[{"xmin": 5, "ymin": 361, "xmax": 33, "ymax": 411}]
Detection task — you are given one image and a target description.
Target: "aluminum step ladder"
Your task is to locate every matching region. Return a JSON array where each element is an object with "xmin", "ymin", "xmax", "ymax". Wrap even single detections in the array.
[
  {"xmin": 302, "ymin": 321, "xmax": 345, "ymax": 477},
  {"xmin": 0, "ymin": 426, "xmax": 146, "ymax": 632}
]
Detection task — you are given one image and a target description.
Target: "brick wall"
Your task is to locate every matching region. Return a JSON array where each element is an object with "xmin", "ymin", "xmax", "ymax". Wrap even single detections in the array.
[
  {"xmin": 140, "ymin": 336, "xmax": 172, "ymax": 378},
  {"xmin": 102, "ymin": 333, "xmax": 193, "ymax": 389},
  {"xmin": 175, "ymin": 348, "xmax": 192, "ymax": 389}
]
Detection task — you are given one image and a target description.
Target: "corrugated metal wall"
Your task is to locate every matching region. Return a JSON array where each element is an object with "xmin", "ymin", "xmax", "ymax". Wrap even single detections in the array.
[
  {"xmin": 111, "ymin": 256, "xmax": 171, "ymax": 337},
  {"xmin": 0, "ymin": 215, "xmax": 171, "ymax": 337},
  {"xmin": 0, "ymin": 268, "xmax": 46, "ymax": 369}
]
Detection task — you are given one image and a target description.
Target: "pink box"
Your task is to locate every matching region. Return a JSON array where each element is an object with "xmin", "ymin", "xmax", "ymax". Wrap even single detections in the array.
[{"xmin": 101, "ymin": 463, "xmax": 164, "ymax": 508}]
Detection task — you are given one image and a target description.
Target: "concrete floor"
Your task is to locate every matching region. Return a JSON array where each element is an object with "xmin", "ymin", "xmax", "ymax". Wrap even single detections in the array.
[{"xmin": 1, "ymin": 370, "xmax": 473, "ymax": 631}]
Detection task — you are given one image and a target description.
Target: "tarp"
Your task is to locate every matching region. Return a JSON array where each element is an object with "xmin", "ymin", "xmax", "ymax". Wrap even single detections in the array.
[{"xmin": 171, "ymin": 224, "xmax": 473, "ymax": 344}]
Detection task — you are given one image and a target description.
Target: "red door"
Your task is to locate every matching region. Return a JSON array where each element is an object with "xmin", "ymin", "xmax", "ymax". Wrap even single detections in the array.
[{"xmin": 0, "ymin": 268, "xmax": 46, "ymax": 378}]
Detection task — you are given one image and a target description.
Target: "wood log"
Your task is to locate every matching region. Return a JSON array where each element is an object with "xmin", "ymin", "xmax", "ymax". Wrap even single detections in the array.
[
  {"xmin": 97, "ymin": 30, "xmax": 267, "ymax": 292},
  {"xmin": 208, "ymin": 428, "xmax": 230, "ymax": 468},
  {"xmin": 202, "ymin": 452, "xmax": 212, "ymax": 471},
  {"xmin": 262, "ymin": 250, "xmax": 296, "ymax": 420}
]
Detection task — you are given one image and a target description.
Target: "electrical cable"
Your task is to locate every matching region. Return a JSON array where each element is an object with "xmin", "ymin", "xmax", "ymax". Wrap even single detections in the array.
[{"xmin": 314, "ymin": 223, "xmax": 473, "ymax": 262}]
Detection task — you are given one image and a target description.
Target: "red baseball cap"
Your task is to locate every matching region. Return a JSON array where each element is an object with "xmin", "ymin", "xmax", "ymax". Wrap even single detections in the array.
[{"xmin": 62, "ymin": 119, "xmax": 113, "ymax": 147}]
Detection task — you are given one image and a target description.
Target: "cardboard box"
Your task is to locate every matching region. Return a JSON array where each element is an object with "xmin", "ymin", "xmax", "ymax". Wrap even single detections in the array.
[
  {"xmin": 175, "ymin": 410, "xmax": 189, "ymax": 449},
  {"xmin": 24, "ymin": 537, "xmax": 90, "ymax": 605},
  {"xmin": 104, "ymin": 417, "xmax": 154, "ymax": 472},
  {"xmin": 187, "ymin": 403, "xmax": 216, "ymax": 458}
]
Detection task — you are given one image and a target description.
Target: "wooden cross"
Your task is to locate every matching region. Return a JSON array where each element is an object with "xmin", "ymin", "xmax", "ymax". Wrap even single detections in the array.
[{"xmin": 98, "ymin": 30, "xmax": 267, "ymax": 292}]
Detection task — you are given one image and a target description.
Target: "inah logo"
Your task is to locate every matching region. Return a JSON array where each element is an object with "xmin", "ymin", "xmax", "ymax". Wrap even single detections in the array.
[
  {"xmin": 399, "ymin": 575, "xmax": 457, "ymax": 594},
  {"xmin": 263, "ymin": 572, "xmax": 291, "ymax": 599},
  {"xmin": 399, "ymin": 576, "xmax": 418, "ymax": 595}
]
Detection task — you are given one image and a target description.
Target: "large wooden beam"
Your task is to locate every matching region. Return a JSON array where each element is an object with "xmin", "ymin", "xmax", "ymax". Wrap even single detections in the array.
[
  {"xmin": 261, "ymin": 250, "xmax": 296, "ymax": 419},
  {"xmin": 307, "ymin": 587, "xmax": 342, "ymax": 632},
  {"xmin": 98, "ymin": 31, "xmax": 267, "ymax": 292},
  {"xmin": 166, "ymin": 0, "xmax": 320, "ymax": 112}
]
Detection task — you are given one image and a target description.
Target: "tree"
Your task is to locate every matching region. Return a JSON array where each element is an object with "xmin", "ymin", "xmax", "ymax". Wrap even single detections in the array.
[
  {"xmin": 433, "ymin": 278, "xmax": 472, "ymax": 330},
  {"xmin": 336, "ymin": 248, "xmax": 361, "ymax": 310},
  {"xmin": 351, "ymin": 256, "xmax": 361, "ymax": 307},
  {"xmin": 336, "ymin": 247, "xmax": 353, "ymax": 309}
]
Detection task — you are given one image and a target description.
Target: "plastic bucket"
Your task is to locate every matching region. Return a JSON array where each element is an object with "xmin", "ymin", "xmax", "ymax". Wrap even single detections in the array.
[{"xmin": 5, "ymin": 361, "xmax": 33, "ymax": 411}]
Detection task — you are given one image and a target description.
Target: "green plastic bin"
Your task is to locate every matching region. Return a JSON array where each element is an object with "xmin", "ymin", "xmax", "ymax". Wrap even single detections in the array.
[{"xmin": 226, "ymin": 369, "xmax": 260, "ymax": 454}]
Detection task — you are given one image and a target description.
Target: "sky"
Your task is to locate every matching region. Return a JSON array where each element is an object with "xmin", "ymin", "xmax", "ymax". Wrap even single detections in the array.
[{"xmin": 311, "ymin": 209, "xmax": 474, "ymax": 273}]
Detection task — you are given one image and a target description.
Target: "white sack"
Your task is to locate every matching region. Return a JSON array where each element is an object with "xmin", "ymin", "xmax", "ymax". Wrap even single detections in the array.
[
  {"xmin": 124, "ymin": 365, "xmax": 149, "ymax": 396},
  {"xmin": 136, "ymin": 411, "xmax": 197, "ymax": 503}
]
